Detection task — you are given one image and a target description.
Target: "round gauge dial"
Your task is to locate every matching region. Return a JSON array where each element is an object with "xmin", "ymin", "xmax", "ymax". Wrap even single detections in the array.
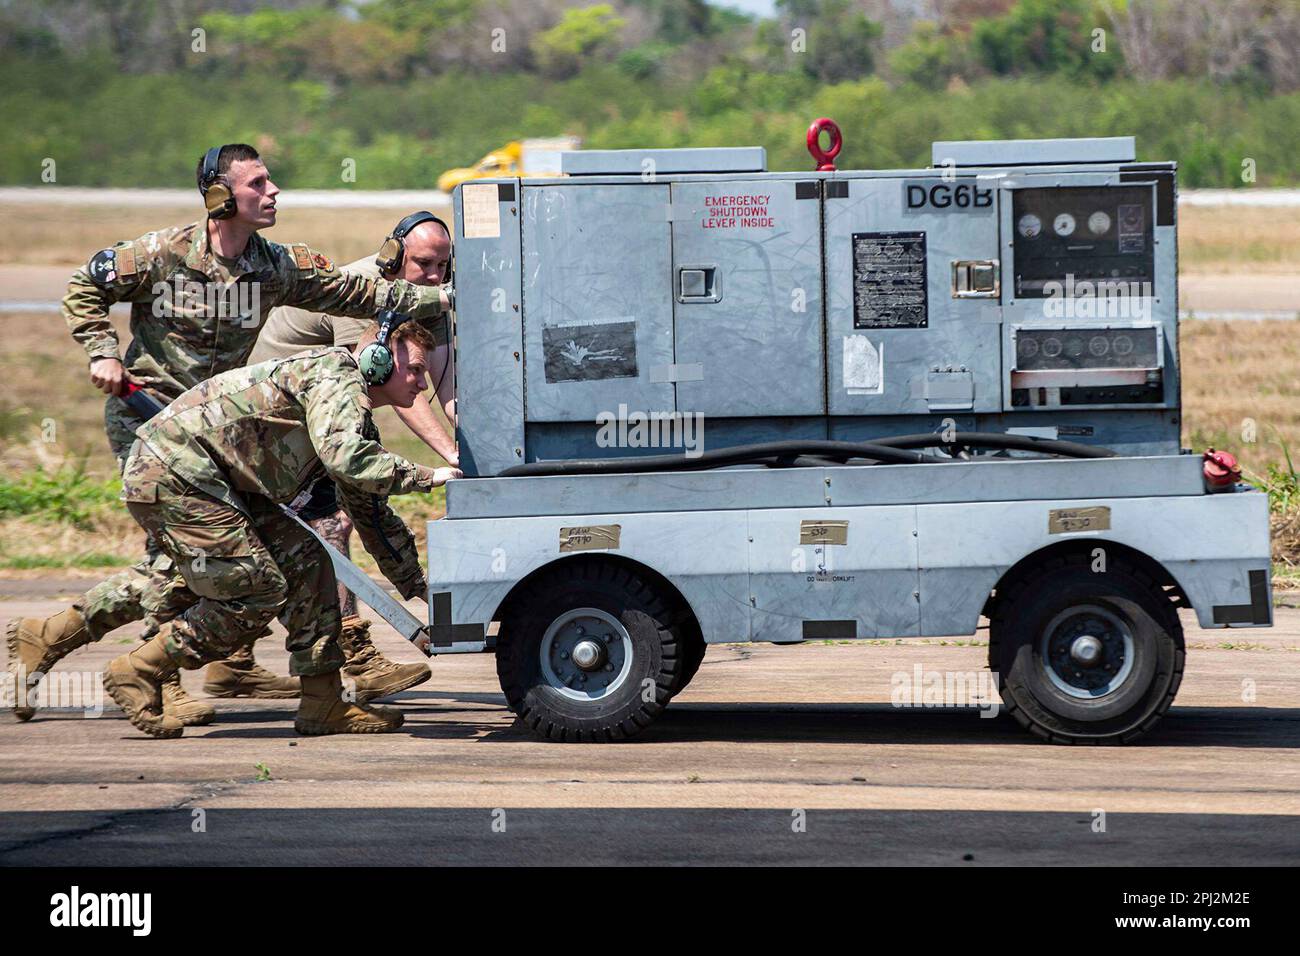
[
  {"xmin": 1053, "ymin": 213, "xmax": 1076, "ymax": 237},
  {"xmin": 1017, "ymin": 213, "xmax": 1042, "ymax": 239},
  {"xmin": 1088, "ymin": 211, "xmax": 1111, "ymax": 235}
]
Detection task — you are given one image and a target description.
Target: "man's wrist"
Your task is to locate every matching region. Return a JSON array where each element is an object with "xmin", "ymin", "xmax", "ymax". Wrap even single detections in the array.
[
  {"xmin": 395, "ymin": 576, "xmax": 427, "ymax": 601},
  {"xmin": 421, "ymin": 432, "xmax": 456, "ymax": 462}
]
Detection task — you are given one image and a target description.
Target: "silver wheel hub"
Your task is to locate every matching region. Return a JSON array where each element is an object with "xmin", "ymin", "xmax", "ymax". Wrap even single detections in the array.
[
  {"xmin": 572, "ymin": 639, "xmax": 606, "ymax": 671},
  {"xmin": 1070, "ymin": 635, "xmax": 1104, "ymax": 666},
  {"xmin": 1040, "ymin": 604, "xmax": 1135, "ymax": 699},
  {"xmin": 540, "ymin": 608, "xmax": 633, "ymax": 702}
]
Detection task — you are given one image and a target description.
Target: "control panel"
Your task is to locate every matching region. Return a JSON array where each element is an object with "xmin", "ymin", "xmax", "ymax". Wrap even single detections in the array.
[{"xmin": 1011, "ymin": 185, "xmax": 1154, "ymax": 297}]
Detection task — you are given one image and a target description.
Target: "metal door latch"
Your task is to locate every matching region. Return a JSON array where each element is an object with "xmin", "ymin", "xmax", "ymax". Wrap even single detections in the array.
[{"xmin": 951, "ymin": 259, "xmax": 999, "ymax": 298}]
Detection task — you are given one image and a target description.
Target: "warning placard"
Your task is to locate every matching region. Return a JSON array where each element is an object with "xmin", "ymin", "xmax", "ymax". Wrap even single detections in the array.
[
  {"xmin": 852, "ymin": 232, "xmax": 928, "ymax": 329},
  {"xmin": 701, "ymin": 193, "xmax": 774, "ymax": 230}
]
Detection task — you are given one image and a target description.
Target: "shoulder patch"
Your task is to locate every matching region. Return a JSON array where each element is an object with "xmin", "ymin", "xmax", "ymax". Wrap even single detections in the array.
[
  {"xmin": 311, "ymin": 252, "xmax": 333, "ymax": 272},
  {"xmin": 291, "ymin": 244, "xmax": 314, "ymax": 272},
  {"xmin": 86, "ymin": 248, "xmax": 117, "ymax": 286},
  {"xmin": 117, "ymin": 246, "xmax": 139, "ymax": 278}
]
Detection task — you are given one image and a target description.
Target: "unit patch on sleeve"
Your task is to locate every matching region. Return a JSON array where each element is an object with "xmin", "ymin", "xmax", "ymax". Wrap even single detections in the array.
[{"xmin": 86, "ymin": 248, "xmax": 118, "ymax": 286}]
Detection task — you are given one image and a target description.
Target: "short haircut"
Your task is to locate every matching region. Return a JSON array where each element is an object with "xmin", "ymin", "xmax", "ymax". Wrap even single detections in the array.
[
  {"xmin": 356, "ymin": 319, "xmax": 439, "ymax": 356},
  {"xmin": 195, "ymin": 143, "xmax": 260, "ymax": 188}
]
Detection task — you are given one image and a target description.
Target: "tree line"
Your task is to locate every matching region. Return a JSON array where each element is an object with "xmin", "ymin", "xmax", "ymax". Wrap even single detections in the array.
[{"xmin": 1, "ymin": 0, "xmax": 1296, "ymax": 187}]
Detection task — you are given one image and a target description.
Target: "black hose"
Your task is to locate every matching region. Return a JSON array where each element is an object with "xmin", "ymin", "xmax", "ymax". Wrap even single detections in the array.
[
  {"xmin": 859, "ymin": 431, "xmax": 1113, "ymax": 459},
  {"xmin": 497, "ymin": 431, "xmax": 1114, "ymax": 478},
  {"xmin": 500, "ymin": 441, "xmax": 946, "ymax": 477}
]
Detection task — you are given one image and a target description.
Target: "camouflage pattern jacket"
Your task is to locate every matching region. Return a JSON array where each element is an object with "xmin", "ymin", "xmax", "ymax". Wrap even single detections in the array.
[
  {"xmin": 63, "ymin": 221, "xmax": 451, "ymax": 402},
  {"xmin": 133, "ymin": 347, "xmax": 437, "ymax": 598}
]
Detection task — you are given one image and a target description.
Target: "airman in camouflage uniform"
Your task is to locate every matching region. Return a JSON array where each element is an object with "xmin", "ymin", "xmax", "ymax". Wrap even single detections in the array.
[
  {"xmin": 101, "ymin": 322, "xmax": 457, "ymax": 738},
  {"xmin": 249, "ymin": 214, "xmax": 457, "ymax": 703},
  {"xmin": 6, "ymin": 144, "xmax": 451, "ymax": 723}
]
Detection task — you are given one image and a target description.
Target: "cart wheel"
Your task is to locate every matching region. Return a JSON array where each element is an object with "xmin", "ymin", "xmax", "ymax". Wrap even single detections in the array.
[
  {"xmin": 496, "ymin": 560, "xmax": 682, "ymax": 741},
  {"xmin": 989, "ymin": 552, "xmax": 1184, "ymax": 744},
  {"xmin": 670, "ymin": 622, "xmax": 706, "ymax": 698}
]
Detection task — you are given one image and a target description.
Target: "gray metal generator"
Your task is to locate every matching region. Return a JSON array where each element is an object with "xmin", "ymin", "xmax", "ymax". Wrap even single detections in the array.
[{"xmin": 424, "ymin": 124, "xmax": 1272, "ymax": 744}]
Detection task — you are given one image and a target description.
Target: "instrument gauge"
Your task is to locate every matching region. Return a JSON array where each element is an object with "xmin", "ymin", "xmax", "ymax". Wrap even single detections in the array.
[{"xmin": 1053, "ymin": 213, "xmax": 1076, "ymax": 237}]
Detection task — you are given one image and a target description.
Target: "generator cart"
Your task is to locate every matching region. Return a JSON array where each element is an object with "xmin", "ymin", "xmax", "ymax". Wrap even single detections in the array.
[{"xmin": 418, "ymin": 120, "xmax": 1272, "ymax": 744}]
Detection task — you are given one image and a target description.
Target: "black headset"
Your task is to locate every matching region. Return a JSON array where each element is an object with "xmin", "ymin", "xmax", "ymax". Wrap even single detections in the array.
[
  {"xmin": 358, "ymin": 308, "xmax": 411, "ymax": 386},
  {"xmin": 375, "ymin": 210, "xmax": 451, "ymax": 280},
  {"xmin": 199, "ymin": 146, "xmax": 237, "ymax": 220}
]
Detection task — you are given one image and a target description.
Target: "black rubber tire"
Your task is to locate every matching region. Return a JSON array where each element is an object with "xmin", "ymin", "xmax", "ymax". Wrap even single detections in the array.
[
  {"xmin": 989, "ymin": 552, "xmax": 1184, "ymax": 745},
  {"xmin": 669, "ymin": 620, "xmax": 706, "ymax": 698},
  {"xmin": 496, "ymin": 560, "xmax": 682, "ymax": 742}
]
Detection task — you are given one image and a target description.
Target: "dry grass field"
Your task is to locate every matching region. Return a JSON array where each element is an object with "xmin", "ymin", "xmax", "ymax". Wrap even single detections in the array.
[{"xmin": 1178, "ymin": 205, "xmax": 1300, "ymax": 273}]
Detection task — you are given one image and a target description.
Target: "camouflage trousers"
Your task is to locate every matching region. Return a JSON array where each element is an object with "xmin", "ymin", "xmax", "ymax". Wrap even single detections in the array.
[
  {"xmin": 74, "ymin": 398, "xmax": 191, "ymax": 640},
  {"xmin": 122, "ymin": 446, "xmax": 345, "ymax": 676}
]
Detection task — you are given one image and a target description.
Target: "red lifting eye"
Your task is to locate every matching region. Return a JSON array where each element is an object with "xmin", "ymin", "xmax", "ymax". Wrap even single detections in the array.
[
  {"xmin": 806, "ymin": 117, "xmax": 842, "ymax": 171},
  {"xmin": 1202, "ymin": 448, "xmax": 1242, "ymax": 489}
]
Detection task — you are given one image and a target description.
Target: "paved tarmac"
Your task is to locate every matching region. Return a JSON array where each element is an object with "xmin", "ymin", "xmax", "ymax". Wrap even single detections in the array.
[{"xmin": 2, "ymin": 584, "xmax": 1297, "ymax": 865}]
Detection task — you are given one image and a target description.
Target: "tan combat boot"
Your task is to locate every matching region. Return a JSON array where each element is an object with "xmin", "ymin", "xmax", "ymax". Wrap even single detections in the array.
[
  {"xmin": 161, "ymin": 670, "xmax": 215, "ymax": 726},
  {"xmin": 102, "ymin": 633, "xmax": 186, "ymax": 739},
  {"xmin": 6, "ymin": 608, "xmax": 95, "ymax": 721},
  {"xmin": 294, "ymin": 670, "xmax": 404, "ymax": 735},
  {"xmin": 338, "ymin": 616, "xmax": 431, "ymax": 704},
  {"xmin": 202, "ymin": 642, "xmax": 300, "ymax": 699}
]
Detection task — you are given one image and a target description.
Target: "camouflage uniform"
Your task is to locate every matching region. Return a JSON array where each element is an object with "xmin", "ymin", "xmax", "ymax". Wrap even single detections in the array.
[
  {"xmin": 121, "ymin": 347, "xmax": 436, "ymax": 675},
  {"xmin": 248, "ymin": 254, "xmax": 448, "ymax": 361},
  {"xmin": 63, "ymin": 222, "xmax": 450, "ymax": 641}
]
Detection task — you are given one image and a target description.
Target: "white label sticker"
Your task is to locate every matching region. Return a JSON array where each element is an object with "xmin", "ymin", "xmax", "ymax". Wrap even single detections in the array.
[
  {"xmin": 462, "ymin": 183, "xmax": 501, "ymax": 239},
  {"xmin": 844, "ymin": 335, "xmax": 883, "ymax": 394}
]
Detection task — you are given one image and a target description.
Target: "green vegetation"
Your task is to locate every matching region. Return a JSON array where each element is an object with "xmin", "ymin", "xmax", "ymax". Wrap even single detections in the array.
[
  {"xmin": 0, "ymin": 464, "xmax": 120, "ymax": 529},
  {"xmin": 1, "ymin": 0, "xmax": 1297, "ymax": 188},
  {"xmin": 1245, "ymin": 434, "xmax": 1298, "ymax": 515},
  {"xmin": 0, "ymin": 553, "xmax": 124, "ymax": 569}
]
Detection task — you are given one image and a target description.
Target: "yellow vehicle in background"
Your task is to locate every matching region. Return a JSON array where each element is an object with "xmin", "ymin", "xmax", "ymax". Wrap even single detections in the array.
[{"xmin": 437, "ymin": 137, "xmax": 580, "ymax": 193}]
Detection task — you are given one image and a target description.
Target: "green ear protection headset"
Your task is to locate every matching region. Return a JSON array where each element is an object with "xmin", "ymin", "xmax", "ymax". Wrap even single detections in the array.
[
  {"xmin": 358, "ymin": 307, "xmax": 411, "ymax": 386},
  {"xmin": 199, "ymin": 146, "xmax": 237, "ymax": 220}
]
